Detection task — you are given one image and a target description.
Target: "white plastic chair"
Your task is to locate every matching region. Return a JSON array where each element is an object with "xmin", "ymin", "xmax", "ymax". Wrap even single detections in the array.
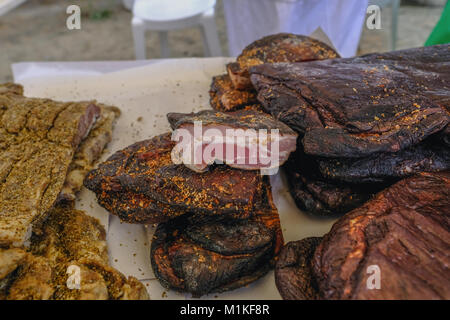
[
  {"xmin": 131, "ymin": 0, "xmax": 222, "ymax": 59},
  {"xmin": 369, "ymin": 0, "xmax": 400, "ymax": 50},
  {"xmin": 0, "ymin": 0, "xmax": 26, "ymax": 16}
]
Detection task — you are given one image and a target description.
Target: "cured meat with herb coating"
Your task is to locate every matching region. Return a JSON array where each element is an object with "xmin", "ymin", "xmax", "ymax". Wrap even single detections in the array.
[
  {"xmin": 1, "ymin": 206, "xmax": 149, "ymax": 300},
  {"xmin": 0, "ymin": 88, "xmax": 101, "ymax": 247},
  {"xmin": 84, "ymin": 133, "xmax": 266, "ymax": 223},
  {"xmin": 209, "ymin": 74, "xmax": 259, "ymax": 112},
  {"xmin": 251, "ymin": 44, "xmax": 450, "ymax": 158},
  {"xmin": 151, "ymin": 180, "xmax": 283, "ymax": 296}
]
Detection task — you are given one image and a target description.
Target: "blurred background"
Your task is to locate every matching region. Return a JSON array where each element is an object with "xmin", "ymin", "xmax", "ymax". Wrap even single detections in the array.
[{"xmin": 0, "ymin": 0, "xmax": 447, "ymax": 82}]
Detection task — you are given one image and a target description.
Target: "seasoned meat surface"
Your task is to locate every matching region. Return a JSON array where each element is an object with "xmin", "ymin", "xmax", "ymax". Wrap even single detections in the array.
[
  {"xmin": 209, "ymin": 74, "xmax": 259, "ymax": 112},
  {"xmin": 151, "ymin": 180, "xmax": 283, "ymax": 296},
  {"xmin": 59, "ymin": 105, "xmax": 120, "ymax": 202},
  {"xmin": 1, "ymin": 206, "xmax": 149, "ymax": 300},
  {"xmin": 229, "ymin": 33, "xmax": 339, "ymax": 90},
  {"xmin": 251, "ymin": 44, "xmax": 450, "ymax": 158},
  {"xmin": 84, "ymin": 133, "xmax": 266, "ymax": 223},
  {"xmin": 275, "ymin": 237, "xmax": 321, "ymax": 300},
  {"xmin": 209, "ymin": 34, "xmax": 338, "ymax": 112},
  {"xmin": 0, "ymin": 87, "xmax": 101, "ymax": 247},
  {"xmin": 313, "ymin": 172, "xmax": 450, "ymax": 299}
]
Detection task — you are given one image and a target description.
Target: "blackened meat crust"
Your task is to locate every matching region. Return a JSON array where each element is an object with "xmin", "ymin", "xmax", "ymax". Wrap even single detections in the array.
[
  {"xmin": 251, "ymin": 44, "xmax": 450, "ymax": 158},
  {"xmin": 150, "ymin": 181, "xmax": 283, "ymax": 296},
  {"xmin": 275, "ymin": 237, "xmax": 322, "ymax": 300},
  {"xmin": 284, "ymin": 150, "xmax": 386, "ymax": 216},
  {"xmin": 313, "ymin": 172, "xmax": 450, "ymax": 300},
  {"xmin": 318, "ymin": 137, "xmax": 450, "ymax": 183},
  {"xmin": 229, "ymin": 33, "xmax": 339, "ymax": 90}
]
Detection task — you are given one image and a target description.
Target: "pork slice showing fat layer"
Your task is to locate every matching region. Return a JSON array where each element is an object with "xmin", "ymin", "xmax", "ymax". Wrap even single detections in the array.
[
  {"xmin": 0, "ymin": 91, "xmax": 101, "ymax": 247},
  {"xmin": 167, "ymin": 109, "xmax": 298, "ymax": 173}
]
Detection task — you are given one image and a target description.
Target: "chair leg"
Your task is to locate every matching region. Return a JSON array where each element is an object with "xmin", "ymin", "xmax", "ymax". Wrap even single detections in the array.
[
  {"xmin": 200, "ymin": 8, "xmax": 222, "ymax": 57},
  {"xmin": 391, "ymin": 0, "xmax": 400, "ymax": 50},
  {"xmin": 132, "ymin": 16, "xmax": 147, "ymax": 60},
  {"xmin": 158, "ymin": 31, "xmax": 170, "ymax": 58}
]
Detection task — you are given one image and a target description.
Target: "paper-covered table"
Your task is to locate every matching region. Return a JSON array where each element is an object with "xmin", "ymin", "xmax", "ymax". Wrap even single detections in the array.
[{"xmin": 12, "ymin": 58, "xmax": 338, "ymax": 300}]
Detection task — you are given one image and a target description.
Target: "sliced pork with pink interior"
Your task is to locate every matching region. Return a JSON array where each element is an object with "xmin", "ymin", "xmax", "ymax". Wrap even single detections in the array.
[{"xmin": 167, "ymin": 109, "xmax": 298, "ymax": 173}]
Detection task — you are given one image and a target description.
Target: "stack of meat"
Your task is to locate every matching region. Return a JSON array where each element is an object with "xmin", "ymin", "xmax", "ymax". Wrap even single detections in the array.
[
  {"xmin": 275, "ymin": 171, "xmax": 450, "ymax": 300},
  {"xmin": 84, "ymin": 108, "xmax": 298, "ymax": 296},
  {"xmin": 210, "ymin": 33, "xmax": 339, "ymax": 112},
  {"xmin": 250, "ymin": 44, "xmax": 450, "ymax": 216}
]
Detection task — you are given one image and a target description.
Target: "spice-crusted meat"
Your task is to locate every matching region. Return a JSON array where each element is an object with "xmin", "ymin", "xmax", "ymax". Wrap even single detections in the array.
[
  {"xmin": 167, "ymin": 109, "xmax": 298, "ymax": 172},
  {"xmin": 228, "ymin": 33, "xmax": 339, "ymax": 90},
  {"xmin": 84, "ymin": 133, "xmax": 266, "ymax": 223},
  {"xmin": 251, "ymin": 44, "xmax": 450, "ymax": 158},
  {"xmin": 209, "ymin": 74, "xmax": 259, "ymax": 112},
  {"xmin": 0, "ymin": 206, "xmax": 149, "ymax": 300},
  {"xmin": 151, "ymin": 180, "xmax": 283, "ymax": 296},
  {"xmin": 0, "ymin": 88, "xmax": 101, "ymax": 247}
]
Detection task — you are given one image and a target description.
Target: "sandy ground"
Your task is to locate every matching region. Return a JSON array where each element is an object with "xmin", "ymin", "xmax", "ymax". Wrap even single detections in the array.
[{"xmin": 0, "ymin": 0, "xmax": 445, "ymax": 82}]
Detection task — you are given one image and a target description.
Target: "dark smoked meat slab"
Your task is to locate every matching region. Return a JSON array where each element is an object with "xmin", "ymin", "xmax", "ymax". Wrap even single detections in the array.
[
  {"xmin": 209, "ymin": 33, "xmax": 338, "ymax": 113},
  {"xmin": 275, "ymin": 237, "xmax": 322, "ymax": 300},
  {"xmin": 312, "ymin": 172, "xmax": 450, "ymax": 299},
  {"xmin": 84, "ymin": 133, "xmax": 265, "ymax": 223},
  {"xmin": 228, "ymin": 33, "xmax": 339, "ymax": 90},
  {"xmin": 151, "ymin": 180, "xmax": 283, "ymax": 296},
  {"xmin": 250, "ymin": 44, "xmax": 450, "ymax": 158},
  {"xmin": 318, "ymin": 137, "xmax": 450, "ymax": 183},
  {"xmin": 284, "ymin": 150, "xmax": 385, "ymax": 216}
]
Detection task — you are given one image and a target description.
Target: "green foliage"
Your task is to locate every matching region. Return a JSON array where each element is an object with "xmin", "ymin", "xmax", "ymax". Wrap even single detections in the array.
[{"xmin": 87, "ymin": 0, "xmax": 115, "ymax": 20}]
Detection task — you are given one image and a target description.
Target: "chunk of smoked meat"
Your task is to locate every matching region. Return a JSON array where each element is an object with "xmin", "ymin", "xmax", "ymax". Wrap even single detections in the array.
[
  {"xmin": 251, "ymin": 44, "xmax": 450, "ymax": 158},
  {"xmin": 229, "ymin": 33, "xmax": 339, "ymax": 90},
  {"xmin": 84, "ymin": 133, "xmax": 265, "ymax": 223},
  {"xmin": 209, "ymin": 34, "xmax": 338, "ymax": 113},
  {"xmin": 312, "ymin": 172, "xmax": 450, "ymax": 299},
  {"xmin": 285, "ymin": 149, "xmax": 386, "ymax": 216},
  {"xmin": 151, "ymin": 180, "xmax": 283, "ymax": 296},
  {"xmin": 318, "ymin": 137, "xmax": 450, "ymax": 183},
  {"xmin": 209, "ymin": 74, "xmax": 259, "ymax": 112},
  {"xmin": 167, "ymin": 109, "xmax": 298, "ymax": 172},
  {"xmin": 275, "ymin": 237, "xmax": 322, "ymax": 300}
]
